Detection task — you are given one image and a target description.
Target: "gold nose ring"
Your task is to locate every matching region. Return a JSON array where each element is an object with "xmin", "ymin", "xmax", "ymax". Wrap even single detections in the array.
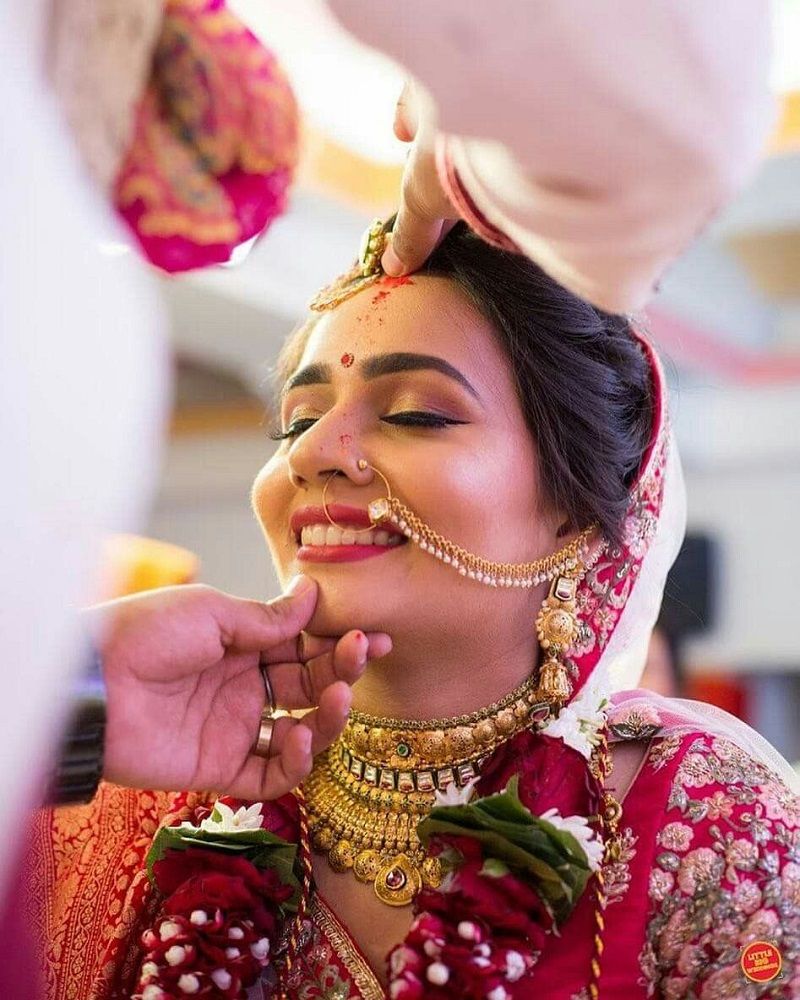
[{"xmin": 322, "ymin": 463, "xmax": 393, "ymax": 534}]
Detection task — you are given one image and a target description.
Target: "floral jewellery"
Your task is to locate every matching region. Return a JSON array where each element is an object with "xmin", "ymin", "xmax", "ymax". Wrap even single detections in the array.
[
  {"xmin": 303, "ymin": 674, "xmax": 553, "ymax": 907},
  {"xmin": 387, "ymin": 732, "xmax": 617, "ymax": 999},
  {"xmin": 309, "ymin": 217, "xmax": 392, "ymax": 312},
  {"xmin": 321, "ymin": 465, "xmax": 596, "ymax": 588},
  {"xmin": 132, "ymin": 799, "xmax": 300, "ymax": 999}
]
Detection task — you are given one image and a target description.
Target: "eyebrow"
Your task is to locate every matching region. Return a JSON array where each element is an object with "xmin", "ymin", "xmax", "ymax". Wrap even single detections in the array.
[{"xmin": 282, "ymin": 352, "xmax": 480, "ymax": 400}]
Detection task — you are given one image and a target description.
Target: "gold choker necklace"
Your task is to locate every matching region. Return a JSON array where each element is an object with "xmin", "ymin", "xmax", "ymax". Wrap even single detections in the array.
[{"xmin": 304, "ymin": 676, "xmax": 552, "ymax": 906}]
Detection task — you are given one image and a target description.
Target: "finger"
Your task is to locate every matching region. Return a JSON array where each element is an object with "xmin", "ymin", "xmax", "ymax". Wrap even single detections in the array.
[
  {"xmin": 267, "ymin": 630, "xmax": 369, "ymax": 710},
  {"xmin": 228, "ymin": 724, "xmax": 313, "ymax": 801},
  {"xmin": 217, "ymin": 576, "xmax": 318, "ymax": 653},
  {"xmin": 302, "ymin": 681, "xmax": 353, "ymax": 754},
  {"xmin": 264, "ymin": 723, "xmax": 313, "ymax": 795},
  {"xmin": 259, "ymin": 629, "xmax": 392, "ymax": 668},
  {"xmin": 393, "ymin": 81, "xmax": 417, "ymax": 142},
  {"xmin": 270, "ymin": 682, "xmax": 353, "ymax": 756},
  {"xmin": 226, "ymin": 683, "xmax": 354, "ymax": 800},
  {"xmin": 383, "ymin": 213, "xmax": 444, "ymax": 278},
  {"xmin": 305, "ymin": 630, "xmax": 391, "ymax": 692},
  {"xmin": 382, "ymin": 150, "xmax": 446, "ymax": 277}
]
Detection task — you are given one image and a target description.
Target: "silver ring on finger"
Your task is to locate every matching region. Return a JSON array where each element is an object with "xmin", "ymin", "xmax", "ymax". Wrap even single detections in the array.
[
  {"xmin": 259, "ymin": 661, "xmax": 277, "ymax": 715},
  {"xmin": 252, "ymin": 712, "xmax": 276, "ymax": 758}
]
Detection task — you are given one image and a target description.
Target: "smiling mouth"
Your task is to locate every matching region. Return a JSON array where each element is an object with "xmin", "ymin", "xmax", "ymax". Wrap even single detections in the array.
[
  {"xmin": 290, "ymin": 503, "xmax": 408, "ymax": 563},
  {"xmin": 298, "ymin": 523, "xmax": 404, "ymax": 548}
]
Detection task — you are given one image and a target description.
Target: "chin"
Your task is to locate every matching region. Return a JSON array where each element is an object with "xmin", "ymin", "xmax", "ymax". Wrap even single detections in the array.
[{"xmin": 304, "ymin": 576, "xmax": 397, "ymax": 637}]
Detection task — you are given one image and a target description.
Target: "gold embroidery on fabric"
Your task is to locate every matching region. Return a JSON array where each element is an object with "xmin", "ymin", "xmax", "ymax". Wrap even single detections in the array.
[
  {"xmin": 646, "ymin": 733, "xmax": 683, "ymax": 772},
  {"xmin": 601, "ymin": 827, "xmax": 638, "ymax": 906},
  {"xmin": 311, "ymin": 896, "xmax": 385, "ymax": 1000},
  {"xmin": 23, "ymin": 783, "xmax": 206, "ymax": 1000}
]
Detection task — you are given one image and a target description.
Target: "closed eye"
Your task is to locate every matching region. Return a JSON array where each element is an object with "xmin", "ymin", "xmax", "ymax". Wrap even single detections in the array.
[
  {"xmin": 268, "ymin": 417, "xmax": 318, "ymax": 441},
  {"xmin": 269, "ymin": 411, "xmax": 468, "ymax": 441},
  {"xmin": 381, "ymin": 411, "xmax": 468, "ymax": 429}
]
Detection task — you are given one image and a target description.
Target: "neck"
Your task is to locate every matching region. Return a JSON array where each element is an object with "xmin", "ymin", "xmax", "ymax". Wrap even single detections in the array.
[{"xmin": 350, "ymin": 620, "xmax": 540, "ymax": 721}]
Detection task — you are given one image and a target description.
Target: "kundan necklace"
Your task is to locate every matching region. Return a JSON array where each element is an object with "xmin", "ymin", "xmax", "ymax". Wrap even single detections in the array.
[{"xmin": 303, "ymin": 674, "xmax": 553, "ymax": 906}]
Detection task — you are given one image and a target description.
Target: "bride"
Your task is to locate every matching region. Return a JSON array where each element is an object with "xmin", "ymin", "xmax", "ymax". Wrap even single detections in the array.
[{"xmin": 29, "ymin": 222, "xmax": 800, "ymax": 999}]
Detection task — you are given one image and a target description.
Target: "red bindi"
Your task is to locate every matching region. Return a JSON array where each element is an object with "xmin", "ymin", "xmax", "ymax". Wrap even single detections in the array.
[{"xmin": 340, "ymin": 353, "xmax": 354, "ymax": 368}]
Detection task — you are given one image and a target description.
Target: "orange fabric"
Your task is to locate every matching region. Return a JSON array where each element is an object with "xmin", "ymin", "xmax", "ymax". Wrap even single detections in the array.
[
  {"xmin": 101, "ymin": 534, "xmax": 199, "ymax": 599},
  {"xmin": 25, "ymin": 785, "xmax": 209, "ymax": 1000}
]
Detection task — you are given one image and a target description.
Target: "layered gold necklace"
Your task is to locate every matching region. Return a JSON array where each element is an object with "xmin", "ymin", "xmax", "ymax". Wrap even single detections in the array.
[{"xmin": 304, "ymin": 675, "xmax": 552, "ymax": 906}]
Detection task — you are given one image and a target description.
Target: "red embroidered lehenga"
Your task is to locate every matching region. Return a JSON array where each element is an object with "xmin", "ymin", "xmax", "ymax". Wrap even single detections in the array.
[
  {"xmin": 26, "ymin": 725, "xmax": 800, "ymax": 999},
  {"xmin": 25, "ymin": 330, "xmax": 800, "ymax": 999}
]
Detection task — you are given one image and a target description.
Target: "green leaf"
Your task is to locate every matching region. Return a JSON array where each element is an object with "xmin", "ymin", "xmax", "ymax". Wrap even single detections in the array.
[{"xmin": 417, "ymin": 776, "xmax": 594, "ymax": 925}]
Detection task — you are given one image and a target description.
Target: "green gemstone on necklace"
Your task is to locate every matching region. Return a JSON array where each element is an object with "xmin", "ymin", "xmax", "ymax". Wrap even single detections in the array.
[{"xmin": 396, "ymin": 741, "xmax": 411, "ymax": 758}]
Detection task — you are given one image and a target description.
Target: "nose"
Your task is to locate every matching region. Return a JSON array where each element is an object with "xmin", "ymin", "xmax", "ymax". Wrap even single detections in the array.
[{"xmin": 286, "ymin": 411, "xmax": 372, "ymax": 493}]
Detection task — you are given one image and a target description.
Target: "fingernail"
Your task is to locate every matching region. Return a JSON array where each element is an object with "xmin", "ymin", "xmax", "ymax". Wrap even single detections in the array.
[
  {"xmin": 285, "ymin": 574, "xmax": 313, "ymax": 597},
  {"xmin": 354, "ymin": 631, "xmax": 368, "ymax": 663},
  {"xmin": 382, "ymin": 245, "xmax": 404, "ymax": 277}
]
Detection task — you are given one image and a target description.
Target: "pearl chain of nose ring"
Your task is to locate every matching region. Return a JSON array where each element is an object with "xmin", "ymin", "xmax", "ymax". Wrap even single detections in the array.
[{"xmin": 320, "ymin": 459, "xmax": 597, "ymax": 589}]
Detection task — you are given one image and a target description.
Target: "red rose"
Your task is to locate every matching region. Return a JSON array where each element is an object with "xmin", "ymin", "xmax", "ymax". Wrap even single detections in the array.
[
  {"xmin": 419, "ymin": 834, "xmax": 552, "ymax": 956},
  {"xmin": 153, "ymin": 849, "xmax": 292, "ymax": 936}
]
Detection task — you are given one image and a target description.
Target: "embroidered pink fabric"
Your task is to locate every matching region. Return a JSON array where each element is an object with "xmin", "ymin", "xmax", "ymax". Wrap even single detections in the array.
[{"xmin": 114, "ymin": 0, "xmax": 299, "ymax": 273}]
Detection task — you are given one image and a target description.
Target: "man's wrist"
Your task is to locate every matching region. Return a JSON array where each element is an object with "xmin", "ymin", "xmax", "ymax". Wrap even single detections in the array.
[{"xmin": 48, "ymin": 651, "xmax": 107, "ymax": 805}]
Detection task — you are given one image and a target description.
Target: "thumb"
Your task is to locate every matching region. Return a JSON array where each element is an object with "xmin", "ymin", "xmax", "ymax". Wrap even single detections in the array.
[
  {"xmin": 220, "ymin": 576, "xmax": 318, "ymax": 652},
  {"xmin": 393, "ymin": 81, "xmax": 418, "ymax": 142},
  {"xmin": 261, "ymin": 575, "xmax": 318, "ymax": 644}
]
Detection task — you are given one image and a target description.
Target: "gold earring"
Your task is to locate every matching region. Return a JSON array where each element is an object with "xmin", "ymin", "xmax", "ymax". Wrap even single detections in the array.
[{"xmin": 534, "ymin": 572, "xmax": 581, "ymax": 705}]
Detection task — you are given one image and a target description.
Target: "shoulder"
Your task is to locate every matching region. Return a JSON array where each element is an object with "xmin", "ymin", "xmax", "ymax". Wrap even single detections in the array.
[{"xmin": 638, "ymin": 731, "xmax": 800, "ymax": 998}]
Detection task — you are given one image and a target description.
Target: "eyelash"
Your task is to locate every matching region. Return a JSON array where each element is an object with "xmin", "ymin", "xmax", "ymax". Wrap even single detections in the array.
[{"xmin": 268, "ymin": 411, "xmax": 467, "ymax": 441}]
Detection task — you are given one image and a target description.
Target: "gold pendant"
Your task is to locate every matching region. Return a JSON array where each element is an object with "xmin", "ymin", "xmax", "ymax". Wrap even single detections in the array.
[{"xmin": 373, "ymin": 854, "xmax": 422, "ymax": 907}]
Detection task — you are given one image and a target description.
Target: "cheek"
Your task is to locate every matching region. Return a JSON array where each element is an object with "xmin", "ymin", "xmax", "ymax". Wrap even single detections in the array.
[
  {"xmin": 411, "ymin": 435, "xmax": 543, "ymax": 554},
  {"xmin": 251, "ymin": 456, "xmax": 291, "ymax": 549}
]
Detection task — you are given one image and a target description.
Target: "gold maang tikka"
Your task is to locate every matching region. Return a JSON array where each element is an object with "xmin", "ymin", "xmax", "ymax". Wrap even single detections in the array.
[{"xmin": 309, "ymin": 218, "xmax": 392, "ymax": 312}]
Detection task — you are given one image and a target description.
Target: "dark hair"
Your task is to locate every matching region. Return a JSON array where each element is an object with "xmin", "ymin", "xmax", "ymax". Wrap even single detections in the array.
[
  {"xmin": 278, "ymin": 222, "xmax": 654, "ymax": 545},
  {"xmin": 421, "ymin": 223, "xmax": 654, "ymax": 545}
]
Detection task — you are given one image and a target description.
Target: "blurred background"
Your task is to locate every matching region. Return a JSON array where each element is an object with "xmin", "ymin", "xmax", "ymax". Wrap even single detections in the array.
[{"xmin": 119, "ymin": 0, "xmax": 800, "ymax": 762}]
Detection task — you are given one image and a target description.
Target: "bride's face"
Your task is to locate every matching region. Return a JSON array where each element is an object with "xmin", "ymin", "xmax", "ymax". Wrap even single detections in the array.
[{"xmin": 252, "ymin": 276, "xmax": 561, "ymax": 641}]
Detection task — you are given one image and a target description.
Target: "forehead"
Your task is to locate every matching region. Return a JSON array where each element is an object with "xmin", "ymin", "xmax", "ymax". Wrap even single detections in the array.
[{"xmin": 298, "ymin": 275, "xmax": 511, "ymax": 393}]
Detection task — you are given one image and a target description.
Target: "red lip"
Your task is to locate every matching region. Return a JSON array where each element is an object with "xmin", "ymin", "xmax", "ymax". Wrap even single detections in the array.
[
  {"xmin": 297, "ymin": 544, "xmax": 398, "ymax": 563},
  {"xmin": 290, "ymin": 503, "xmax": 407, "ymax": 564}
]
